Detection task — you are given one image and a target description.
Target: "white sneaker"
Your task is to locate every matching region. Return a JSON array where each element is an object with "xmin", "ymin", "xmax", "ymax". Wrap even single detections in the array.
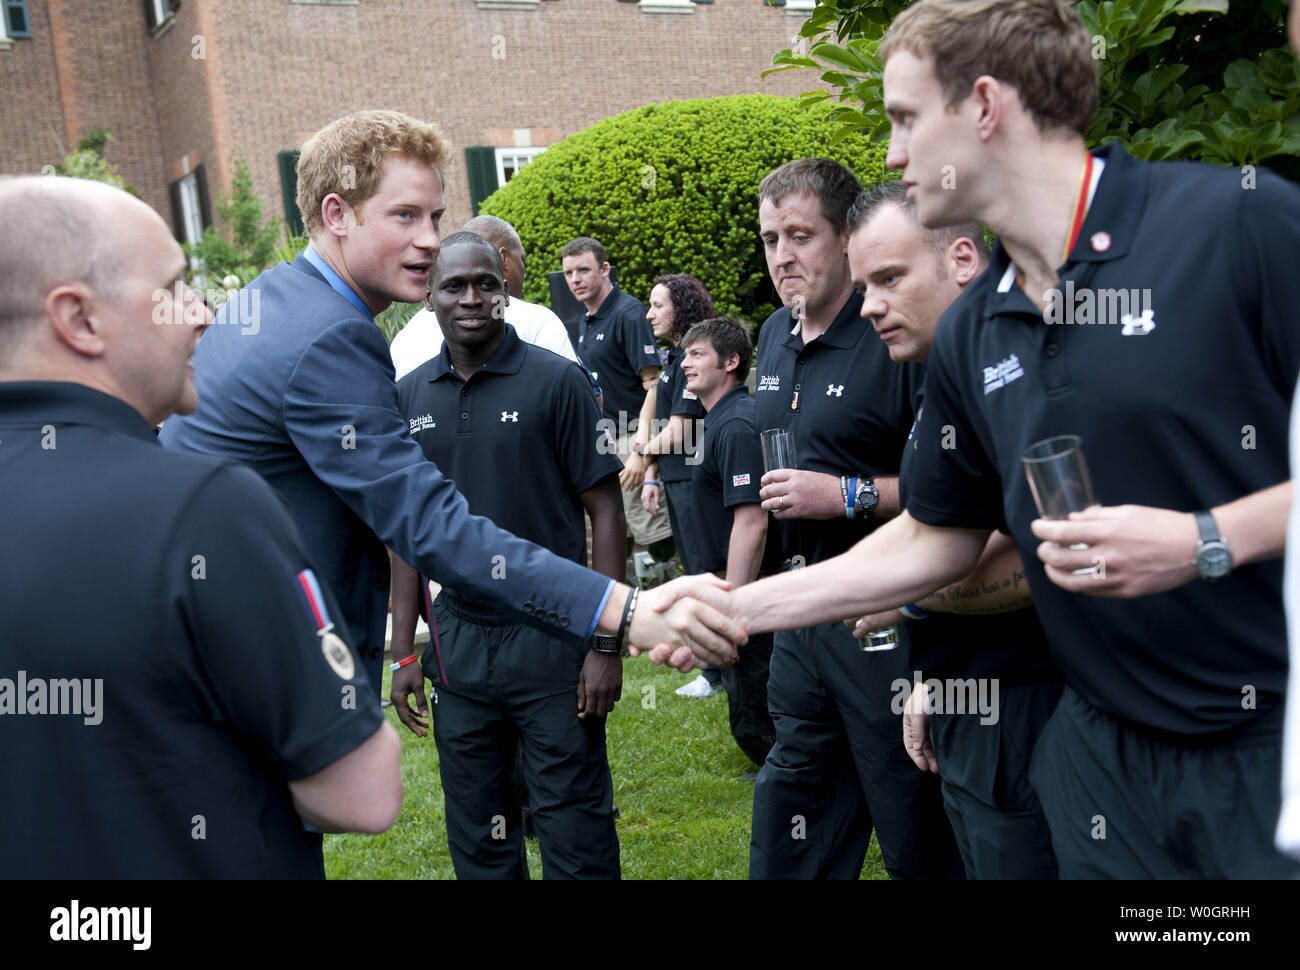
[{"xmin": 675, "ymin": 674, "xmax": 722, "ymax": 698}]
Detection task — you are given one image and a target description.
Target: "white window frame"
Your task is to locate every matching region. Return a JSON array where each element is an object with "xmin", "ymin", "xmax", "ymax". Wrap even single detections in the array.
[
  {"xmin": 178, "ymin": 172, "xmax": 205, "ymax": 247},
  {"xmin": 494, "ymin": 147, "xmax": 546, "ymax": 188},
  {"xmin": 640, "ymin": 0, "xmax": 694, "ymax": 13},
  {"xmin": 0, "ymin": 7, "xmax": 10, "ymax": 51}
]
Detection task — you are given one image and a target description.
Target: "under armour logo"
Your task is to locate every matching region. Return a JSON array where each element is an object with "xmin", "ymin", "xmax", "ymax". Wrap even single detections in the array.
[
  {"xmin": 501, "ymin": 411, "xmax": 519, "ymax": 422},
  {"xmin": 826, "ymin": 384, "xmax": 844, "ymax": 397},
  {"xmin": 1120, "ymin": 309, "xmax": 1156, "ymax": 336}
]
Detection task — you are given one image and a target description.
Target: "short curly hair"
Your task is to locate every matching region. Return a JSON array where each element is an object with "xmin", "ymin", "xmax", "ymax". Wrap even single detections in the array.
[
  {"xmin": 295, "ymin": 110, "xmax": 448, "ymax": 236},
  {"xmin": 650, "ymin": 273, "xmax": 715, "ymax": 342}
]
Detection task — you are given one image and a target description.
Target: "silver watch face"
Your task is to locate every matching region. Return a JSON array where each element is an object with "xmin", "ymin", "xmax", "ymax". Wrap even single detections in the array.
[
  {"xmin": 856, "ymin": 483, "xmax": 878, "ymax": 511},
  {"xmin": 1197, "ymin": 542, "xmax": 1232, "ymax": 579}
]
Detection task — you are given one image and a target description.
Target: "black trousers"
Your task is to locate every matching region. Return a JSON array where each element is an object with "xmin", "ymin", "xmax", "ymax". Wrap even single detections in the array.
[
  {"xmin": 749, "ymin": 621, "xmax": 963, "ymax": 880},
  {"xmin": 930, "ymin": 681, "xmax": 1062, "ymax": 879},
  {"xmin": 1029, "ymin": 687, "xmax": 1300, "ymax": 879},
  {"xmin": 424, "ymin": 598, "xmax": 619, "ymax": 880},
  {"xmin": 721, "ymin": 630, "xmax": 775, "ymax": 767},
  {"xmin": 662, "ymin": 479, "xmax": 704, "ymax": 575}
]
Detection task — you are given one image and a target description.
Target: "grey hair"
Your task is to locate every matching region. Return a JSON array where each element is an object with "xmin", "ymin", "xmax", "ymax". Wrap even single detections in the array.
[{"xmin": 461, "ymin": 214, "xmax": 523, "ymax": 255}]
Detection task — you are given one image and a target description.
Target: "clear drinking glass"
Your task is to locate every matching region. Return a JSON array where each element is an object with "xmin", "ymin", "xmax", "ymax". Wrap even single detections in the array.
[
  {"xmin": 760, "ymin": 428, "xmax": 797, "ymax": 473},
  {"xmin": 1022, "ymin": 434, "xmax": 1098, "ymax": 575},
  {"xmin": 1022, "ymin": 434, "xmax": 1096, "ymax": 519}
]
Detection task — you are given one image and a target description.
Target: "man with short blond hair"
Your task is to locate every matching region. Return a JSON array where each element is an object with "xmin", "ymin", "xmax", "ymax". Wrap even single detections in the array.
[{"xmin": 161, "ymin": 110, "xmax": 746, "ymax": 712}]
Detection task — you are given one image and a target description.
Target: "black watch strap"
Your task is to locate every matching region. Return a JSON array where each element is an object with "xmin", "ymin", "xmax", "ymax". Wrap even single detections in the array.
[
  {"xmin": 1194, "ymin": 510, "xmax": 1221, "ymax": 544},
  {"xmin": 593, "ymin": 634, "xmax": 621, "ymax": 655}
]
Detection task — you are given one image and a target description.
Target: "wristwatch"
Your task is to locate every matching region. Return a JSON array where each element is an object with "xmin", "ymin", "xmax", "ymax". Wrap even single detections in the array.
[
  {"xmin": 1193, "ymin": 510, "xmax": 1232, "ymax": 581},
  {"xmin": 854, "ymin": 477, "xmax": 880, "ymax": 519},
  {"xmin": 593, "ymin": 634, "xmax": 622, "ymax": 655},
  {"xmin": 631, "ymin": 442, "xmax": 647, "ymax": 456}
]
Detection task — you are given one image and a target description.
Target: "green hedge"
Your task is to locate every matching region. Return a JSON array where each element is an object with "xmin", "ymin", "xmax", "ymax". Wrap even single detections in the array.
[{"xmin": 480, "ymin": 95, "xmax": 889, "ymax": 329}]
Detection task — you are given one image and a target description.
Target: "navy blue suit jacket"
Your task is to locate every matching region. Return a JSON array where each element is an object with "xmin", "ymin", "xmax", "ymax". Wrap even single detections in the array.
[{"xmin": 159, "ymin": 254, "xmax": 611, "ymax": 689}]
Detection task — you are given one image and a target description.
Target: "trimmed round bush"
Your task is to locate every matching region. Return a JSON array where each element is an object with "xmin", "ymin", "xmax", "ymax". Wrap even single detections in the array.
[{"xmin": 480, "ymin": 95, "xmax": 890, "ymax": 329}]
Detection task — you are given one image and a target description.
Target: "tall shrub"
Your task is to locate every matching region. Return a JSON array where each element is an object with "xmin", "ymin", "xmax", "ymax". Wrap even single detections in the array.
[{"xmin": 480, "ymin": 94, "xmax": 890, "ymax": 329}]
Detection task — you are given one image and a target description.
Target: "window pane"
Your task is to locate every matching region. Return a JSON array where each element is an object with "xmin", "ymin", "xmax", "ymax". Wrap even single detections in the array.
[
  {"xmin": 7, "ymin": 1, "xmax": 30, "ymax": 37},
  {"xmin": 179, "ymin": 174, "xmax": 204, "ymax": 246}
]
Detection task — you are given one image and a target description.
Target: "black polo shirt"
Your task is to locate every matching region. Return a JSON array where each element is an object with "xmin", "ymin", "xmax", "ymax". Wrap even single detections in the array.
[
  {"xmin": 905, "ymin": 144, "xmax": 1300, "ymax": 739},
  {"xmin": 689, "ymin": 385, "xmax": 786, "ymax": 577},
  {"xmin": 577, "ymin": 284, "xmax": 659, "ymax": 425},
  {"xmin": 753, "ymin": 290, "xmax": 924, "ymax": 565},
  {"xmin": 395, "ymin": 328, "xmax": 622, "ymax": 607},
  {"xmin": 654, "ymin": 345, "xmax": 706, "ymax": 483},
  {"xmin": 900, "ymin": 382, "xmax": 1060, "ymax": 685},
  {"xmin": 0, "ymin": 382, "xmax": 382, "ymax": 878}
]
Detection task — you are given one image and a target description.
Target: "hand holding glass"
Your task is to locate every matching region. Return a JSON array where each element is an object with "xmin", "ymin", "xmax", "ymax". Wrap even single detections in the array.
[{"xmin": 1022, "ymin": 434, "xmax": 1098, "ymax": 575}]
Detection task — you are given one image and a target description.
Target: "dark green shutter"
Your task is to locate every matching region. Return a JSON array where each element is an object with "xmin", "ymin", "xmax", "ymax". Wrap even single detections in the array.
[
  {"xmin": 168, "ymin": 179, "xmax": 185, "ymax": 242},
  {"xmin": 464, "ymin": 146, "xmax": 498, "ymax": 215},
  {"xmin": 4, "ymin": 1, "xmax": 31, "ymax": 38},
  {"xmin": 278, "ymin": 150, "xmax": 304, "ymax": 236},
  {"xmin": 193, "ymin": 163, "xmax": 212, "ymax": 229}
]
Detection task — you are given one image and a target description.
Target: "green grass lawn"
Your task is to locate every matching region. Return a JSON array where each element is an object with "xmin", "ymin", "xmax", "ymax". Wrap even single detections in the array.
[{"xmin": 325, "ymin": 659, "xmax": 886, "ymax": 880}]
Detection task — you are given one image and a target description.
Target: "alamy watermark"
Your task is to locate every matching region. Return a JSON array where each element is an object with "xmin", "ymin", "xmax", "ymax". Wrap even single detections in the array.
[
  {"xmin": 0, "ymin": 671, "xmax": 103, "ymax": 725},
  {"xmin": 596, "ymin": 412, "xmax": 703, "ymax": 465},
  {"xmin": 152, "ymin": 280, "xmax": 261, "ymax": 335},
  {"xmin": 891, "ymin": 671, "xmax": 999, "ymax": 726},
  {"xmin": 1042, "ymin": 281, "xmax": 1154, "ymax": 330}
]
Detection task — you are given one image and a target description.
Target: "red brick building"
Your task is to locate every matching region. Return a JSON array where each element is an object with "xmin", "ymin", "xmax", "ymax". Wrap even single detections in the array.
[{"xmin": 1, "ymin": 0, "xmax": 815, "ymax": 244}]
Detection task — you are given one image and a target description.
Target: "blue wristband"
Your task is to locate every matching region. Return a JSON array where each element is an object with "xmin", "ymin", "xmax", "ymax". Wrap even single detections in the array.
[
  {"xmin": 899, "ymin": 604, "xmax": 929, "ymax": 620},
  {"xmin": 846, "ymin": 477, "xmax": 858, "ymax": 519},
  {"xmin": 644, "ymin": 480, "xmax": 661, "ymax": 487}
]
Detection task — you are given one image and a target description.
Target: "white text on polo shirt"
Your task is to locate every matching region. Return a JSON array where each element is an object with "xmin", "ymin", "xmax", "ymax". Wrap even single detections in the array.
[
  {"xmin": 1041, "ymin": 281, "xmax": 1153, "ymax": 328},
  {"xmin": 409, "ymin": 414, "xmax": 436, "ymax": 434},
  {"xmin": 982, "ymin": 354, "xmax": 1024, "ymax": 395},
  {"xmin": 0, "ymin": 672, "xmax": 103, "ymax": 725},
  {"xmin": 757, "ymin": 375, "xmax": 780, "ymax": 392},
  {"xmin": 50, "ymin": 900, "xmax": 150, "ymax": 950}
]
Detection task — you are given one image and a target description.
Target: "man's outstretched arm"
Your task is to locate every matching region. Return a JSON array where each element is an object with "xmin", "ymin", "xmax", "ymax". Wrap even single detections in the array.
[
  {"xmin": 645, "ymin": 512, "xmax": 988, "ymax": 668},
  {"xmin": 848, "ymin": 530, "xmax": 1031, "ymax": 636}
]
